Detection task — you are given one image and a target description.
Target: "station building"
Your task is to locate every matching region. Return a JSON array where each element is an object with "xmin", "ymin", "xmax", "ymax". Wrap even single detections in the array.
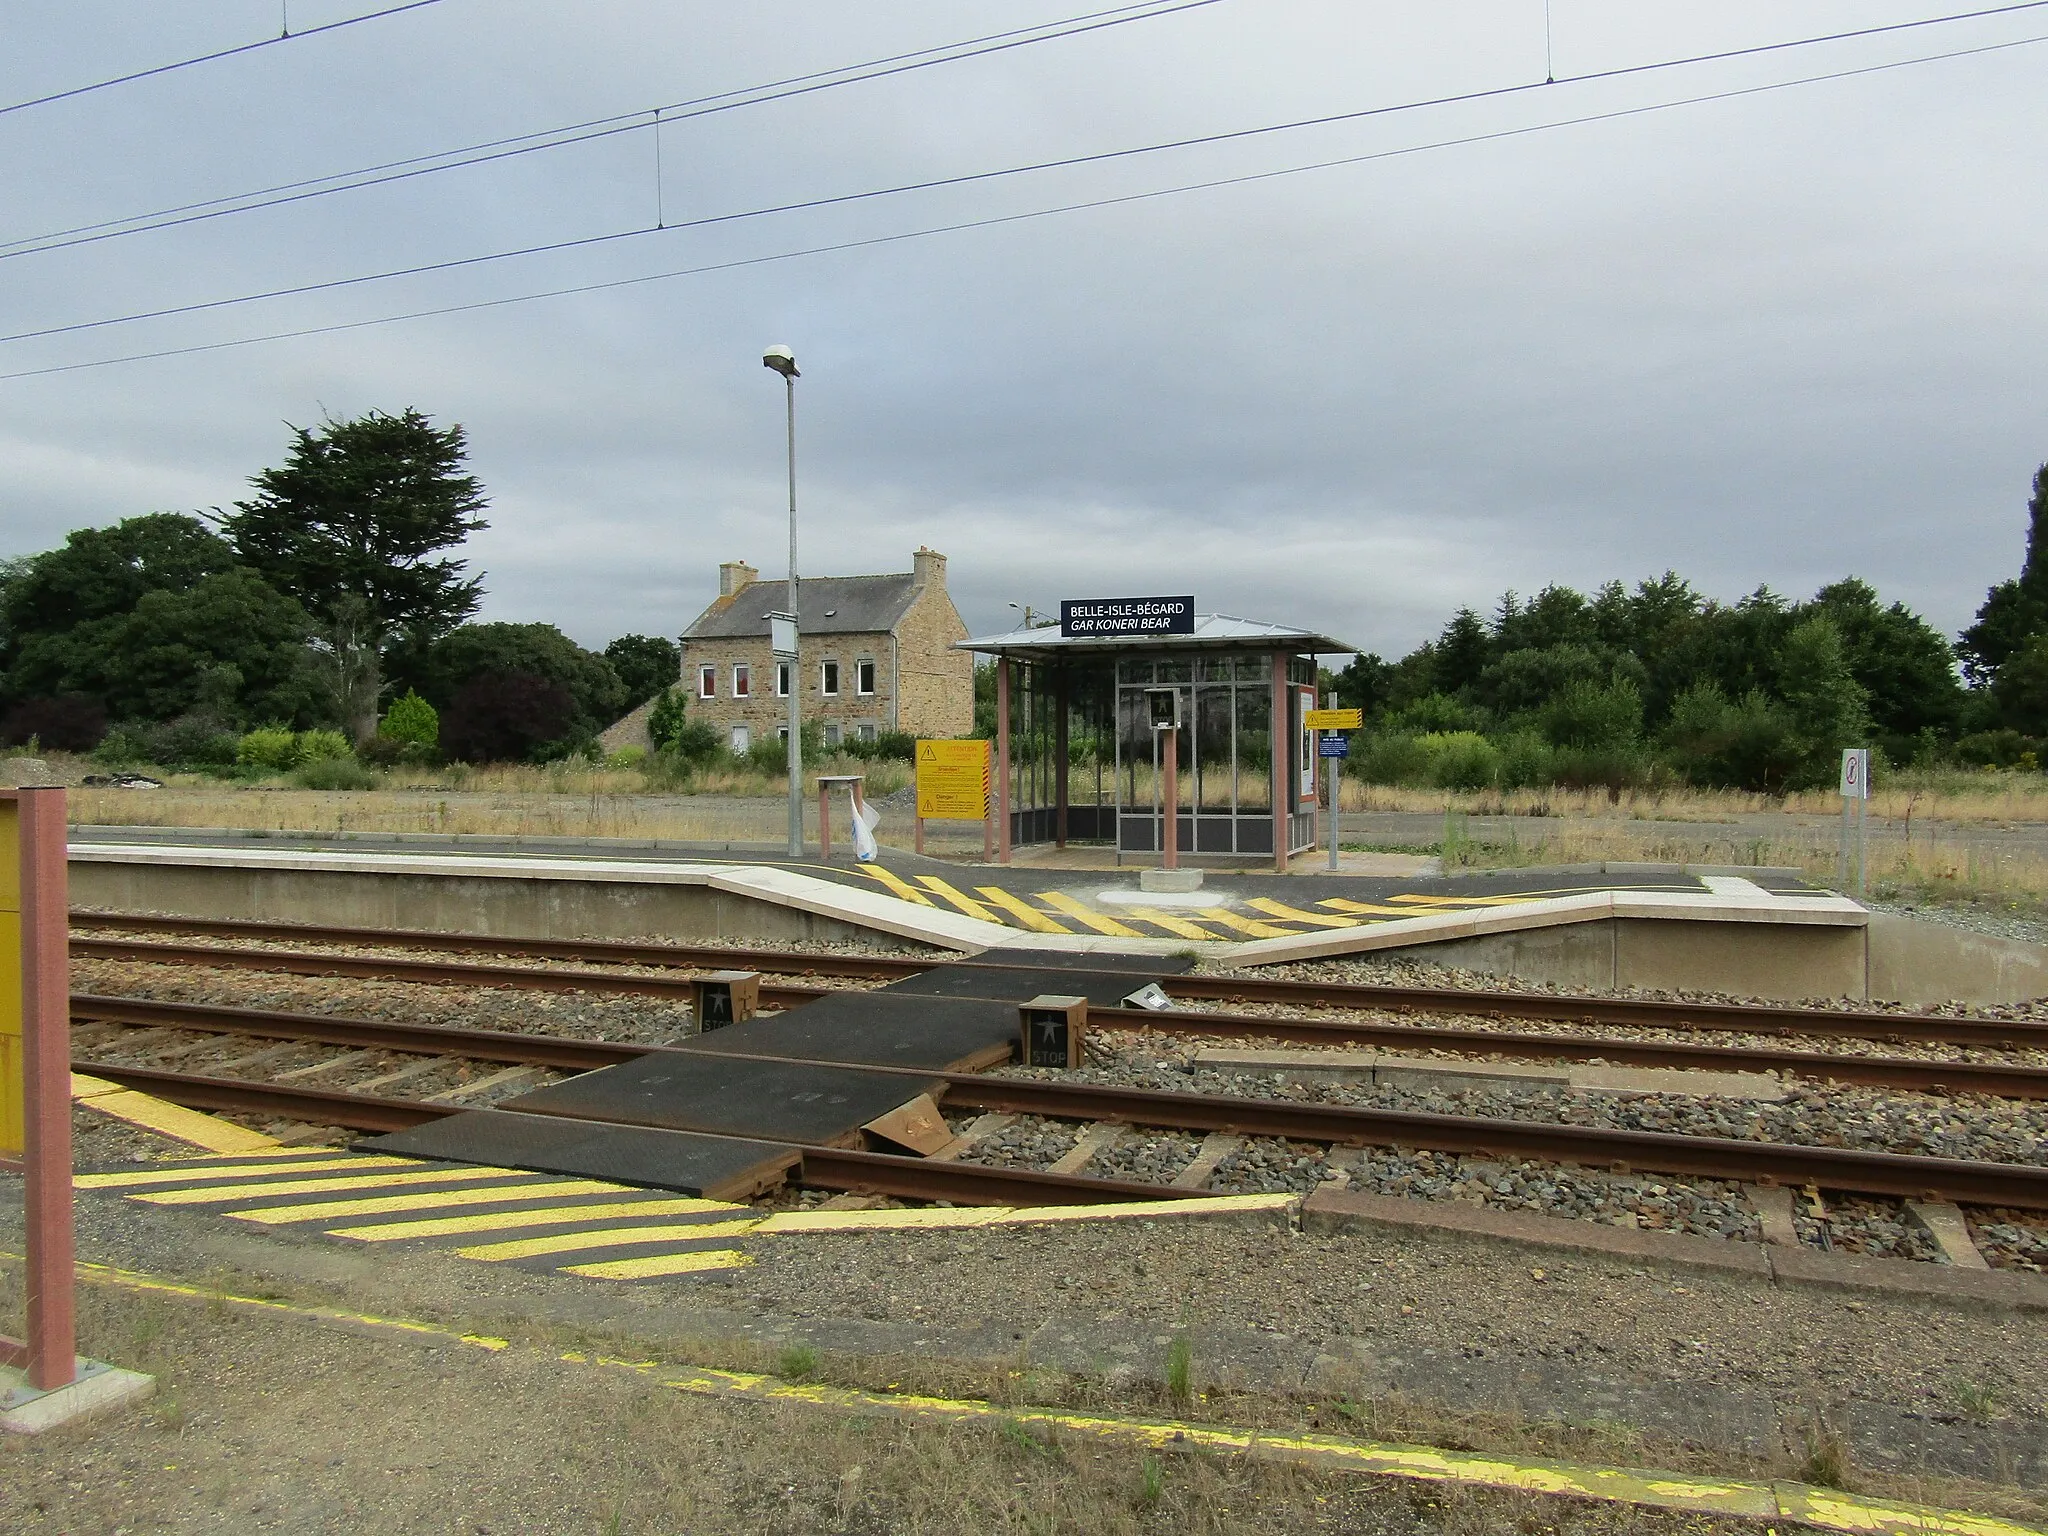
[{"xmin": 679, "ymin": 547, "xmax": 973, "ymax": 754}]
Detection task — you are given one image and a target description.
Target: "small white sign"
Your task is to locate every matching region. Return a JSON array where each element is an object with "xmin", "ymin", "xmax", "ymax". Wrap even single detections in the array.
[
  {"xmin": 1839, "ymin": 748, "xmax": 1870, "ymax": 800},
  {"xmin": 769, "ymin": 612, "xmax": 797, "ymax": 659}
]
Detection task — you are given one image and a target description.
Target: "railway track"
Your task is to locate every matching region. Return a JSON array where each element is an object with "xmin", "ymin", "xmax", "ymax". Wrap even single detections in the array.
[
  {"xmin": 69, "ymin": 998, "xmax": 2048, "ymax": 1212},
  {"xmin": 73, "ymin": 912, "xmax": 2048, "ymax": 1052}
]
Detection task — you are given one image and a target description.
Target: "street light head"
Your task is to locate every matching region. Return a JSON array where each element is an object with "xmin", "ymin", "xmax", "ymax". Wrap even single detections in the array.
[{"xmin": 762, "ymin": 344, "xmax": 799, "ymax": 379}]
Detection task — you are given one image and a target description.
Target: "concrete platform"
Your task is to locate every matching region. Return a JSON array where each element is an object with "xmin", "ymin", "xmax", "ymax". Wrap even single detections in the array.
[{"xmin": 1, "ymin": 1359, "xmax": 155, "ymax": 1434}]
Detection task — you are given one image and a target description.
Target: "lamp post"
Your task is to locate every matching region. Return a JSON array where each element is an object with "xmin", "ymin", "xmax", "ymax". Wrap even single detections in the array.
[{"xmin": 763, "ymin": 344, "xmax": 802, "ymax": 858}]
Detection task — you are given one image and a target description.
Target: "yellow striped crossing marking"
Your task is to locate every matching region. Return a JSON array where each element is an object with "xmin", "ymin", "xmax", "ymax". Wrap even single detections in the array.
[
  {"xmin": 914, "ymin": 875, "xmax": 1003, "ymax": 923},
  {"xmin": 329, "ymin": 1196, "xmax": 740, "ymax": 1242},
  {"xmin": 859, "ymin": 863, "xmax": 937, "ymax": 906},
  {"xmin": 76, "ymin": 1155, "xmax": 406, "ymax": 1190},
  {"xmin": 1245, "ymin": 897, "xmax": 1362, "ymax": 929},
  {"xmin": 457, "ymin": 1218, "xmax": 761, "ymax": 1261},
  {"xmin": 1319, "ymin": 897, "xmax": 1455, "ymax": 917},
  {"xmin": 1195, "ymin": 908, "xmax": 1292, "ymax": 939},
  {"xmin": 974, "ymin": 885, "xmax": 1072, "ymax": 934},
  {"xmin": 134, "ymin": 1165, "xmax": 522, "ymax": 1205},
  {"xmin": 563, "ymin": 1249, "xmax": 753, "ymax": 1280},
  {"xmin": 72, "ymin": 1071, "xmax": 283, "ymax": 1154},
  {"xmin": 227, "ymin": 1179, "xmax": 628, "ymax": 1225},
  {"xmin": 1035, "ymin": 890, "xmax": 1144, "ymax": 938},
  {"xmin": 1125, "ymin": 907, "xmax": 1221, "ymax": 941}
]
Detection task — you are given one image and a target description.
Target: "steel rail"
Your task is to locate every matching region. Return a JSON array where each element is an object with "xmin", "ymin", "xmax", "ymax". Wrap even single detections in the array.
[
  {"xmin": 64, "ymin": 1062, "xmax": 1200, "ymax": 1208},
  {"xmin": 71, "ymin": 1005, "xmax": 2048, "ymax": 1210},
  {"xmin": 71, "ymin": 911, "xmax": 929, "ymax": 979},
  {"xmin": 72, "ymin": 987, "xmax": 2048, "ymax": 1100},
  {"xmin": 1161, "ymin": 975, "xmax": 2048, "ymax": 1051}
]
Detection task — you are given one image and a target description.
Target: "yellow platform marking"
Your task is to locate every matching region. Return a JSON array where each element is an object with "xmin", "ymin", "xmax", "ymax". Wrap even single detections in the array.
[
  {"xmin": 754, "ymin": 1206, "xmax": 1003, "ymax": 1234},
  {"xmin": 134, "ymin": 1166, "xmax": 528, "ymax": 1205},
  {"xmin": 1386, "ymin": 893, "xmax": 1537, "ymax": 907},
  {"xmin": 913, "ymin": 875, "xmax": 1003, "ymax": 924},
  {"xmin": 859, "ymin": 863, "xmax": 938, "ymax": 906},
  {"xmin": 1245, "ymin": 897, "xmax": 1362, "ymax": 929},
  {"xmin": 1194, "ymin": 907, "xmax": 1292, "ymax": 939},
  {"xmin": 72, "ymin": 1071, "xmax": 282, "ymax": 1154},
  {"xmin": 1124, "ymin": 906, "xmax": 1220, "ymax": 941},
  {"xmin": 749, "ymin": 1192, "xmax": 1293, "ymax": 1235},
  {"xmin": 1317, "ymin": 897, "xmax": 1461, "ymax": 917},
  {"xmin": 329, "ymin": 1195, "xmax": 740, "ymax": 1242},
  {"xmin": 77, "ymin": 1155, "xmax": 405, "ymax": 1190},
  {"xmin": 563, "ymin": 1248, "xmax": 754, "ymax": 1279},
  {"xmin": 227, "ymin": 1178, "xmax": 627, "ymax": 1224},
  {"xmin": 974, "ymin": 885, "xmax": 1072, "ymax": 933},
  {"xmin": 30, "ymin": 1252, "xmax": 2040, "ymax": 1536},
  {"xmin": 457, "ymin": 1218, "xmax": 763, "ymax": 1261},
  {"xmin": 1034, "ymin": 890, "xmax": 1144, "ymax": 938}
]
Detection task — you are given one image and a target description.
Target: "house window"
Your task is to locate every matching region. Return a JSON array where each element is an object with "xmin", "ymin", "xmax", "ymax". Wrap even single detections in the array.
[
  {"xmin": 698, "ymin": 664, "xmax": 716, "ymax": 699},
  {"xmin": 730, "ymin": 725, "xmax": 750, "ymax": 753},
  {"xmin": 820, "ymin": 659, "xmax": 840, "ymax": 696},
  {"xmin": 823, "ymin": 723, "xmax": 841, "ymax": 747},
  {"xmin": 777, "ymin": 726, "xmax": 789, "ymax": 742},
  {"xmin": 856, "ymin": 658, "xmax": 876, "ymax": 696},
  {"xmin": 776, "ymin": 661, "xmax": 790, "ymax": 698},
  {"xmin": 858, "ymin": 723, "xmax": 877, "ymax": 743},
  {"xmin": 732, "ymin": 663, "xmax": 750, "ymax": 698}
]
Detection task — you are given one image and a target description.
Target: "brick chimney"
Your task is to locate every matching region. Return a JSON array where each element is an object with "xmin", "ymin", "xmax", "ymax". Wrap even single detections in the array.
[
  {"xmin": 912, "ymin": 547, "xmax": 946, "ymax": 590},
  {"xmin": 719, "ymin": 560, "xmax": 758, "ymax": 597}
]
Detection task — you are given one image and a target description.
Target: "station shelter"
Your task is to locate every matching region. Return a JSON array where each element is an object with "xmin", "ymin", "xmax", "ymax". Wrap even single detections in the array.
[{"xmin": 957, "ymin": 612, "xmax": 1355, "ymax": 871}]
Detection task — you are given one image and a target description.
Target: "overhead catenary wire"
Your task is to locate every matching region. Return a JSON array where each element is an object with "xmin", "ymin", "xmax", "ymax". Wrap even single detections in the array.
[
  {"xmin": 7, "ymin": 25, "xmax": 2043, "ymax": 385},
  {"xmin": 10, "ymin": 3, "xmax": 2047, "ymax": 349},
  {"xmin": 0, "ymin": 0, "xmax": 449, "ymax": 119},
  {"xmin": 0, "ymin": 0, "xmax": 1228, "ymax": 261}
]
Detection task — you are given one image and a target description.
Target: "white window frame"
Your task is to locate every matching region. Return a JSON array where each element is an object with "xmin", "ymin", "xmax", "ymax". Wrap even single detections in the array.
[
  {"xmin": 698, "ymin": 663, "xmax": 716, "ymax": 699},
  {"xmin": 775, "ymin": 661, "xmax": 791, "ymax": 698},
  {"xmin": 730, "ymin": 724, "xmax": 750, "ymax": 753},
  {"xmin": 820, "ymin": 659, "xmax": 840, "ymax": 697},
  {"xmin": 857, "ymin": 723, "xmax": 877, "ymax": 743},
  {"xmin": 732, "ymin": 663, "xmax": 750, "ymax": 699},
  {"xmin": 856, "ymin": 657, "xmax": 876, "ymax": 696},
  {"xmin": 823, "ymin": 722, "xmax": 842, "ymax": 747}
]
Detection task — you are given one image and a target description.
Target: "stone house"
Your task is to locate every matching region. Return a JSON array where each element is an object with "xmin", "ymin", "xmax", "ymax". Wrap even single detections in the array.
[{"xmin": 672, "ymin": 547, "xmax": 972, "ymax": 755}]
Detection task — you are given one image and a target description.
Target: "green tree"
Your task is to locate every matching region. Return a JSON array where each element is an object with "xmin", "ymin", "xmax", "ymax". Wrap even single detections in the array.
[
  {"xmin": 1806, "ymin": 578, "xmax": 1962, "ymax": 752},
  {"xmin": 1776, "ymin": 614, "xmax": 1869, "ymax": 786},
  {"xmin": 1662, "ymin": 683, "xmax": 1799, "ymax": 792},
  {"xmin": 1957, "ymin": 462, "xmax": 2048, "ymax": 688},
  {"xmin": 603, "ymin": 634, "xmax": 681, "ymax": 709},
  {"xmin": 1333, "ymin": 652, "xmax": 1392, "ymax": 718},
  {"xmin": 378, "ymin": 689, "xmax": 439, "ymax": 749},
  {"xmin": 415, "ymin": 622, "xmax": 625, "ymax": 742},
  {"xmin": 224, "ymin": 408, "xmax": 489, "ymax": 742},
  {"xmin": 1432, "ymin": 608, "xmax": 1491, "ymax": 697}
]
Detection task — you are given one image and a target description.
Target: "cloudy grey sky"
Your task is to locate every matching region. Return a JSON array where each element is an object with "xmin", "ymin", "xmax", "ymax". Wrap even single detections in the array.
[{"xmin": 4, "ymin": 1, "xmax": 2045, "ymax": 661}]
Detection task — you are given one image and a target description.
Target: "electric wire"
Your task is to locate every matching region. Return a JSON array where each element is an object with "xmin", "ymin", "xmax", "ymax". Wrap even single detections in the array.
[
  {"xmin": 0, "ymin": 0, "xmax": 1225, "ymax": 261},
  {"xmin": 10, "ymin": 2, "xmax": 2045, "ymax": 348},
  {"xmin": 6, "ymin": 24, "xmax": 2041, "ymax": 384},
  {"xmin": 0, "ymin": 0, "xmax": 449, "ymax": 119}
]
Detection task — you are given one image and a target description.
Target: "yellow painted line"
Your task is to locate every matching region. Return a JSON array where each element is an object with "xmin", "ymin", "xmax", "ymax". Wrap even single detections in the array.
[
  {"xmin": 21, "ymin": 1251, "xmax": 2042, "ymax": 1536},
  {"xmin": 1001, "ymin": 1193, "xmax": 1293, "ymax": 1226},
  {"xmin": 77, "ymin": 1155, "xmax": 407, "ymax": 1190},
  {"xmin": 859, "ymin": 863, "xmax": 938, "ymax": 907},
  {"xmin": 1245, "ymin": 897, "xmax": 1362, "ymax": 929},
  {"xmin": 227, "ymin": 1178, "xmax": 629, "ymax": 1224},
  {"xmin": 748, "ymin": 1193, "xmax": 1294, "ymax": 1235},
  {"xmin": 562, "ymin": 1248, "xmax": 754, "ymax": 1280},
  {"xmin": 913, "ymin": 875, "xmax": 1004, "ymax": 924},
  {"xmin": 327, "ymin": 1195, "xmax": 741, "ymax": 1242},
  {"xmin": 71, "ymin": 1072, "xmax": 282, "ymax": 1154},
  {"xmin": 1035, "ymin": 889, "xmax": 1144, "ymax": 938},
  {"xmin": 1319, "ymin": 898, "xmax": 1456, "ymax": 917},
  {"xmin": 1386, "ymin": 893, "xmax": 1538, "ymax": 907},
  {"xmin": 456, "ymin": 1218, "xmax": 764, "ymax": 1261},
  {"xmin": 753, "ymin": 1206, "xmax": 1005, "ymax": 1235},
  {"xmin": 133, "ymin": 1166, "xmax": 532, "ymax": 1206},
  {"xmin": 1124, "ymin": 906, "xmax": 1222, "ymax": 941},
  {"xmin": 974, "ymin": 885, "xmax": 1073, "ymax": 934},
  {"xmin": 1195, "ymin": 907, "xmax": 1293, "ymax": 939}
]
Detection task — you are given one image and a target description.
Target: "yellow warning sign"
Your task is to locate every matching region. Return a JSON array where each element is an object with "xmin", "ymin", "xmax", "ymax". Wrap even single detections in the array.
[
  {"xmin": 1, "ymin": 799, "xmax": 22, "ymax": 1158},
  {"xmin": 1303, "ymin": 708, "xmax": 1363, "ymax": 731},
  {"xmin": 916, "ymin": 739, "xmax": 991, "ymax": 820}
]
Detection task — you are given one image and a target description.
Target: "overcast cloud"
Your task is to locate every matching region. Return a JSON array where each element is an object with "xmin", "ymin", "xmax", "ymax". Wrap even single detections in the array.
[{"xmin": 4, "ymin": 0, "xmax": 2046, "ymax": 661}]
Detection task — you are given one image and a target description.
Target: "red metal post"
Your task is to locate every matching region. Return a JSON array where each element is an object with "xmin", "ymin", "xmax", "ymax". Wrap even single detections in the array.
[
  {"xmin": 995, "ymin": 659, "xmax": 1012, "ymax": 865},
  {"xmin": 1054, "ymin": 670, "xmax": 1070, "ymax": 850},
  {"xmin": 20, "ymin": 787, "xmax": 75, "ymax": 1390},
  {"xmin": 1271, "ymin": 654, "xmax": 1289, "ymax": 873},
  {"xmin": 1161, "ymin": 726, "xmax": 1179, "ymax": 870}
]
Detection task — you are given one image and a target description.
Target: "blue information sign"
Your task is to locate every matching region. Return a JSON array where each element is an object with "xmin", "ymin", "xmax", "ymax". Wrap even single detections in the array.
[{"xmin": 1318, "ymin": 735, "xmax": 1349, "ymax": 758}]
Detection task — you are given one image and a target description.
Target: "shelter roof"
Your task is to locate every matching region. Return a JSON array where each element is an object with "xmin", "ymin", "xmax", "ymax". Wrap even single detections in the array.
[
  {"xmin": 958, "ymin": 613, "xmax": 1355, "ymax": 658},
  {"xmin": 685, "ymin": 573, "xmax": 919, "ymax": 639}
]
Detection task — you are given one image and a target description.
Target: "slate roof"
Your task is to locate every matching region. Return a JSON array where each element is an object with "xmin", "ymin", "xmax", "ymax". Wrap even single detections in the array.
[{"xmin": 684, "ymin": 573, "xmax": 921, "ymax": 640}]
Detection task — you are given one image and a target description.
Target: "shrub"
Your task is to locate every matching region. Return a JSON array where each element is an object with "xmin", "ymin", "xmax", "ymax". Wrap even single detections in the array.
[
  {"xmin": 1351, "ymin": 730, "xmax": 1432, "ymax": 786},
  {"xmin": 664, "ymin": 718, "xmax": 721, "ymax": 768},
  {"xmin": 441, "ymin": 671, "xmax": 577, "ymax": 763},
  {"xmin": 378, "ymin": 689, "xmax": 439, "ymax": 751},
  {"xmin": 92, "ymin": 725, "xmax": 155, "ymax": 766},
  {"xmin": 236, "ymin": 726, "xmax": 301, "ymax": 771},
  {"xmin": 143, "ymin": 715, "xmax": 239, "ymax": 769},
  {"xmin": 1416, "ymin": 731, "xmax": 1501, "ymax": 791},
  {"xmin": 647, "ymin": 686, "xmax": 688, "ymax": 753},
  {"xmin": 746, "ymin": 734, "xmax": 792, "ymax": 775},
  {"xmin": 606, "ymin": 744, "xmax": 647, "ymax": 770},
  {"xmin": 1538, "ymin": 677, "xmax": 1642, "ymax": 752},
  {"xmin": 293, "ymin": 756, "xmax": 378, "ymax": 790},
  {"xmin": 1954, "ymin": 729, "xmax": 2038, "ymax": 769},
  {"xmin": 296, "ymin": 729, "xmax": 352, "ymax": 763},
  {"xmin": 842, "ymin": 729, "xmax": 917, "ymax": 762},
  {"xmin": 1663, "ymin": 683, "xmax": 1799, "ymax": 792},
  {"xmin": 0, "ymin": 694, "xmax": 108, "ymax": 752},
  {"xmin": 1495, "ymin": 730, "xmax": 1556, "ymax": 789}
]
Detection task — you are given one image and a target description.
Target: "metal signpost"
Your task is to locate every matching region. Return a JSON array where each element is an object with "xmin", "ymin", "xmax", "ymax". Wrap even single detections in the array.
[
  {"xmin": 1, "ymin": 787, "xmax": 75, "ymax": 1397},
  {"xmin": 1304, "ymin": 706, "xmax": 1363, "ymax": 870},
  {"xmin": 1839, "ymin": 747, "xmax": 1870, "ymax": 897},
  {"xmin": 915, "ymin": 739, "xmax": 993, "ymax": 860}
]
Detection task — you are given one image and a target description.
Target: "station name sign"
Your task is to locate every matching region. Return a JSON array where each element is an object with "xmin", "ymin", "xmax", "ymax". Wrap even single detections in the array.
[{"xmin": 1059, "ymin": 595, "xmax": 1195, "ymax": 639}]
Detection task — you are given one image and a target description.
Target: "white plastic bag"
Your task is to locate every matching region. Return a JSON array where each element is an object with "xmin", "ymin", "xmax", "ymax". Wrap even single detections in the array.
[{"xmin": 851, "ymin": 797, "xmax": 881, "ymax": 862}]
